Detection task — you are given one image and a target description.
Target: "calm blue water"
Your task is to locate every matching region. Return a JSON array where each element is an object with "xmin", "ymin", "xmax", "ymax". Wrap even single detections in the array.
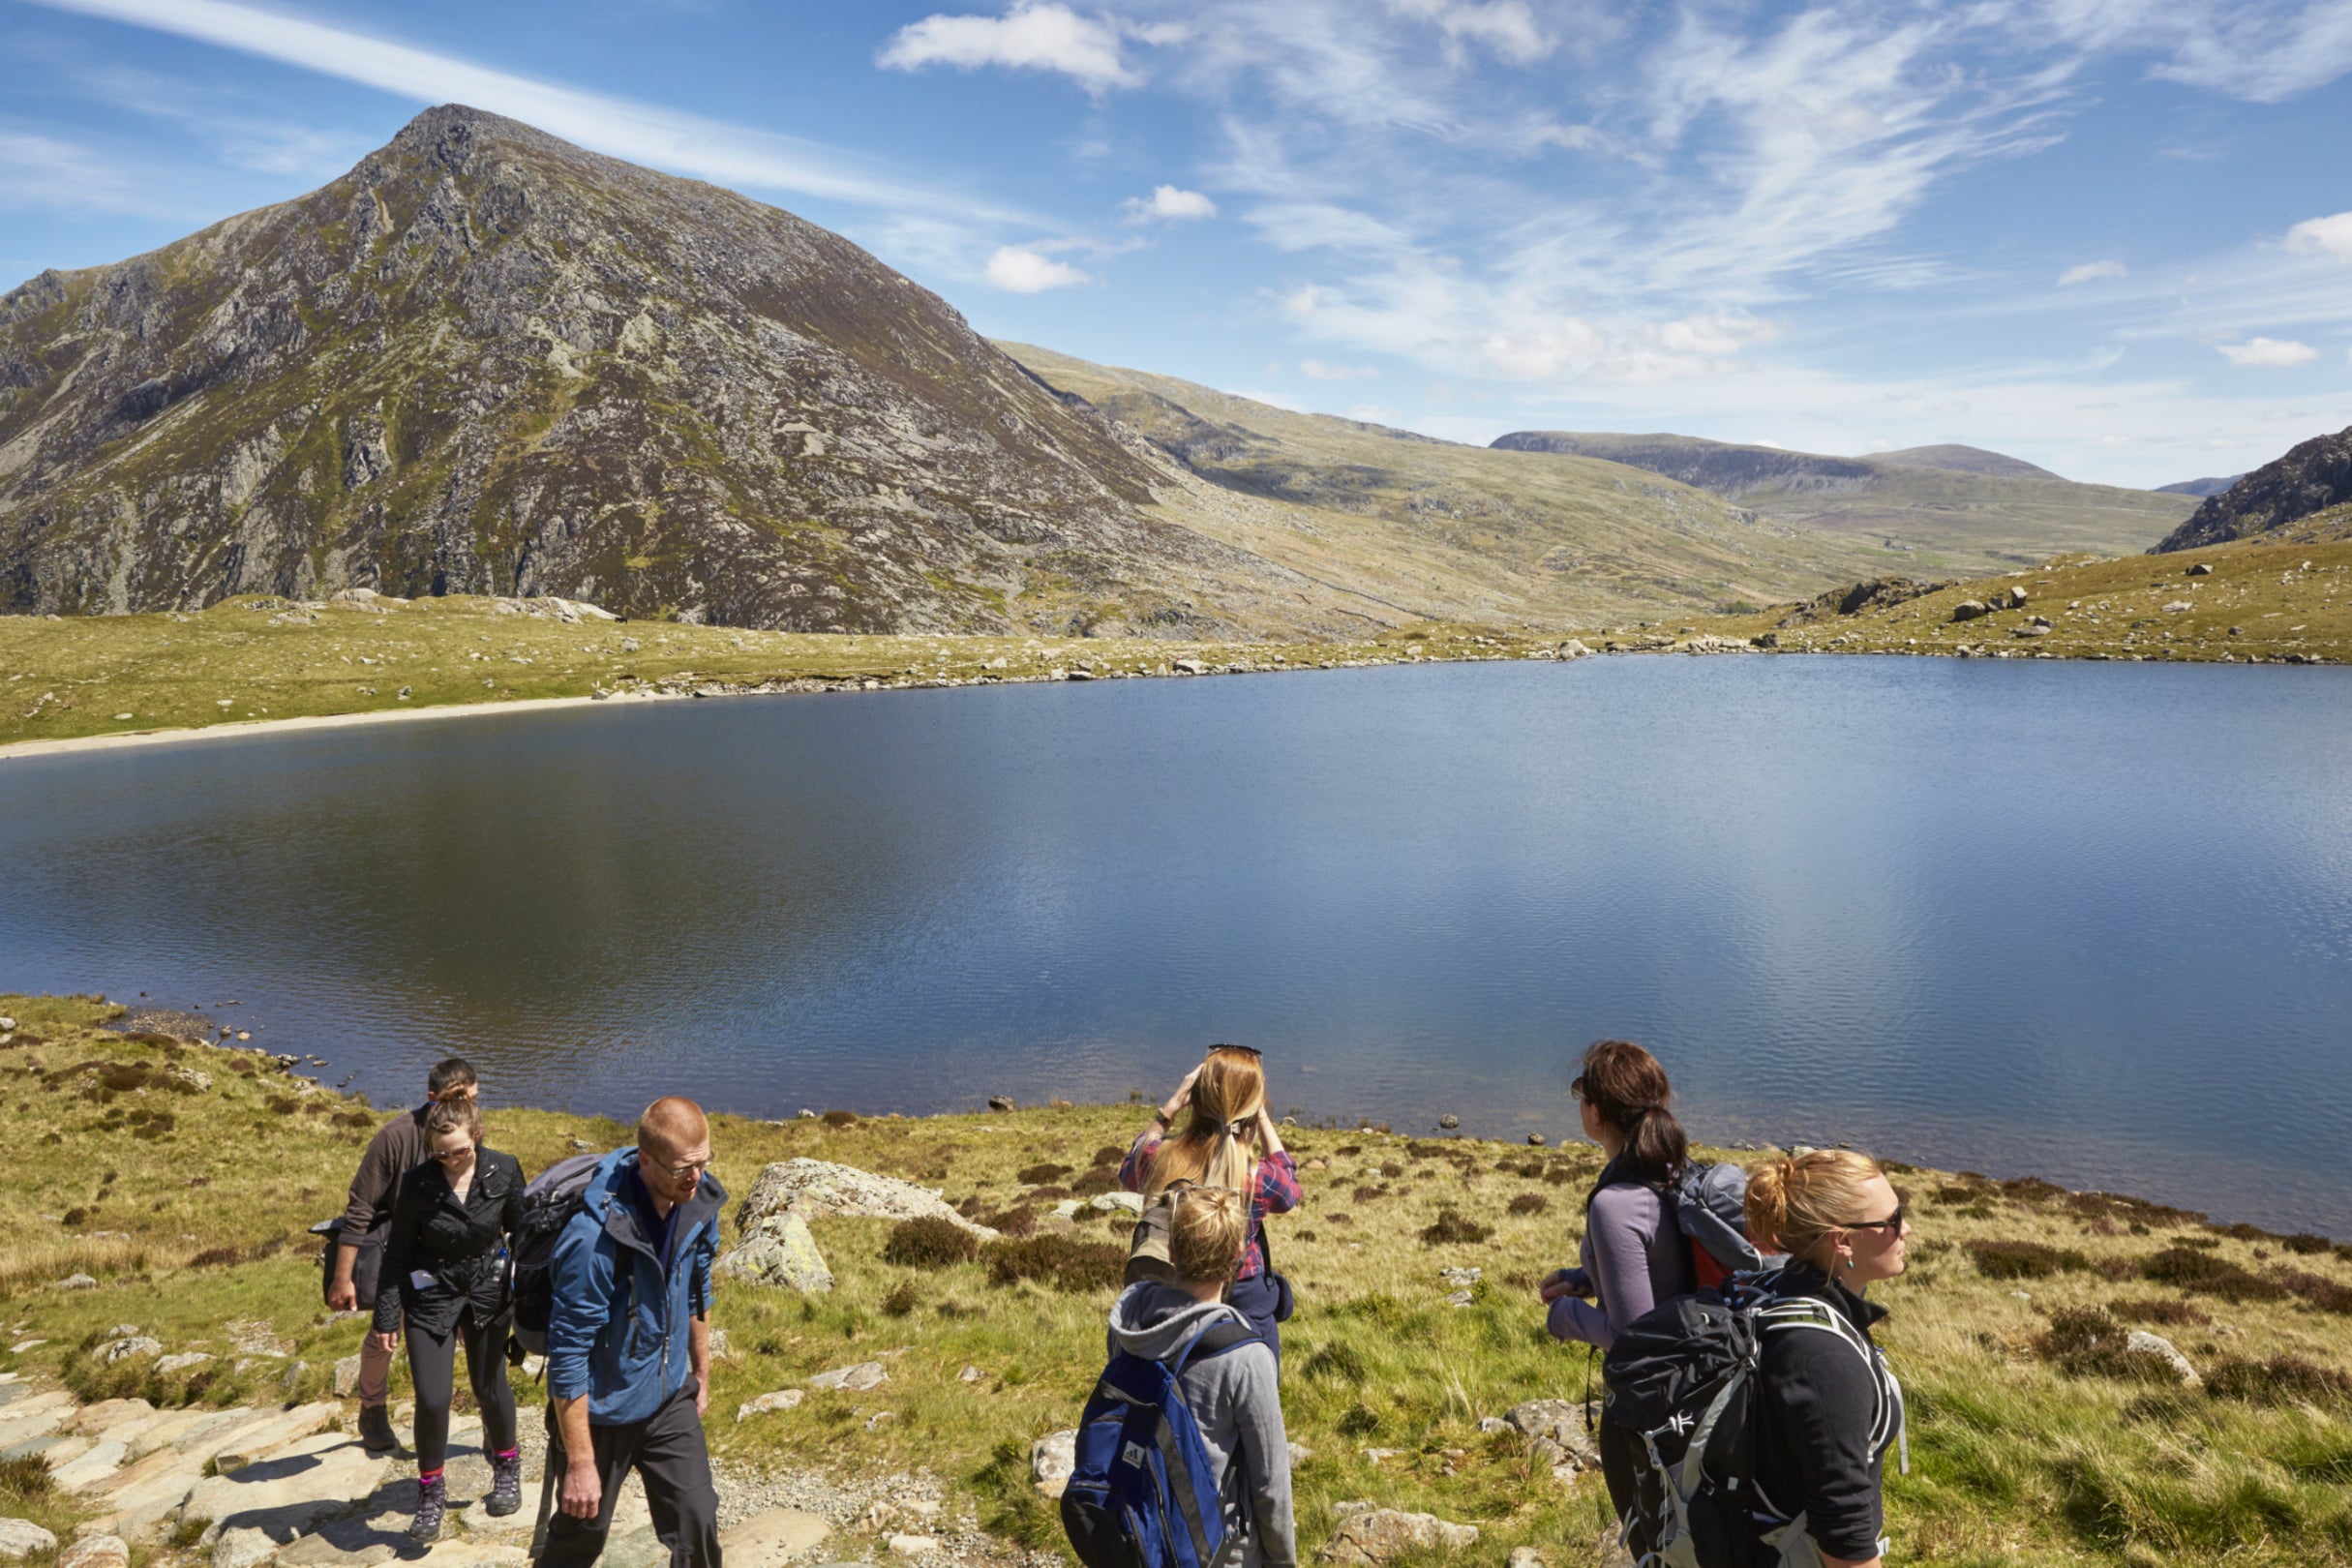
[{"xmin": 4, "ymin": 656, "xmax": 2349, "ymax": 1234}]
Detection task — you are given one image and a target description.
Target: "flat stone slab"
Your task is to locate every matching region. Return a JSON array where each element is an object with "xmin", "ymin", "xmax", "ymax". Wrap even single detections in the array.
[
  {"xmin": 0, "ymin": 1391, "xmax": 79, "ymax": 1446},
  {"xmin": 183, "ymin": 1432, "xmax": 392, "ymax": 1543},
  {"xmin": 719, "ymin": 1509, "xmax": 831, "ymax": 1568},
  {"xmin": 65, "ymin": 1401, "xmax": 156, "ymax": 1435},
  {"xmin": 200, "ymin": 1405, "xmax": 341, "ymax": 1473},
  {"xmin": 76, "ymin": 1446, "xmax": 214, "ymax": 1539},
  {"xmin": 807, "ymin": 1362, "xmax": 886, "ymax": 1393},
  {"xmin": 52, "ymin": 1439, "xmax": 131, "ymax": 1493},
  {"xmin": 57, "ymin": 1534, "xmax": 130, "ymax": 1568}
]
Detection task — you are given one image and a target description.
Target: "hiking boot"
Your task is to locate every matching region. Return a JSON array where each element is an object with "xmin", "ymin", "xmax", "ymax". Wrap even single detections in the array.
[
  {"xmin": 409, "ymin": 1475, "xmax": 446, "ymax": 1545},
  {"xmin": 357, "ymin": 1403, "xmax": 397, "ymax": 1455},
  {"xmin": 485, "ymin": 1452, "xmax": 524, "ymax": 1518}
]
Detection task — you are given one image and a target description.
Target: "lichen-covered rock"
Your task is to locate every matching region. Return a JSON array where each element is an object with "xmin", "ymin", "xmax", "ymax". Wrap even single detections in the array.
[
  {"xmin": 734, "ymin": 1160, "xmax": 995, "ymax": 1238},
  {"xmin": 57, "ymin": 1534, "xmax": 130, "ymax": 1568},
  {"xmin": 806, "ymin": 1362, "xmax": 887, "ymax": 1393},
  {"xmin": 714, "ymin": 1212, "xmax": 832, "ymax": 1294},
  {"xmin": 1316, "ymin": 1509, "xmax": 1477, "ymax": 1565},
  {"xmin": 1031, "ymin": 1430, "xmax": 1076, "ymax": 1497},
  {"xmin": 735, "ymin": 1391, "xmax": 803, "ymax": 1422},
  {"xmin": 2125, "ymin": 1330, "xmax": 2201, "ymax": 1387},
  {"xmin": 0, "ymin": 1520, "xmax": 59, "ymax": 1560}
]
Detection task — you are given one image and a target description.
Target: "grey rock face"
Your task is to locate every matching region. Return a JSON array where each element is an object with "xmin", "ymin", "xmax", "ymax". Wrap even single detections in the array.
[
  {"xmin": 0, "ymin": 106, "xmax": 1320, "ymax": 635},
  {"xmin": 2155, "ymin": 426, "xmax": 2352, "ymax": 552}
]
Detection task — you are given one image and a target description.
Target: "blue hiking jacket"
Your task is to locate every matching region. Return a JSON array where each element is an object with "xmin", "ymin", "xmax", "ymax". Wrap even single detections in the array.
[{"xmin": 546, "ymin": 1148, "xmax": 726, "ymax": 1425}]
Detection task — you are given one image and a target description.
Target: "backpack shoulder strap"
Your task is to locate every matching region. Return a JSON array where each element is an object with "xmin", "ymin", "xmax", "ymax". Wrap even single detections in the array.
[{"xmin": 1168, "ymin": 1315, "xmax": 1257, "ymax": 1375}]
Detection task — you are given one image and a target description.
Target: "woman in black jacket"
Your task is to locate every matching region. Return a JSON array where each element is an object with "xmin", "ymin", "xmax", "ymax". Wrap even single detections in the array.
[
  {"xmin": 1742, "ymin": 1149, "xmax": 1910, "ymax": 1568},
  {"xmin": 369, "ymin": 1097, "xmax": 527, "ymax": 1544}
]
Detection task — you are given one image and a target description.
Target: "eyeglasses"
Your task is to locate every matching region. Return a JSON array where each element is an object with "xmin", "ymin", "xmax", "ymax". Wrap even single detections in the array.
[
  {"xmin": 649, "ymin": 1156, "xmax": 711, "ymax": 1180},
  {"xmin": 430, "ymin": 1145, "xmax": 474, "ymax": 1163},
  {"xmin": 1845, "ymin": 1201, "xmax": 1907, "ymax": 1234},
  {"xmin": 1569, "ymin": 1074, "xmax": 1587, "ymax": 1102}
]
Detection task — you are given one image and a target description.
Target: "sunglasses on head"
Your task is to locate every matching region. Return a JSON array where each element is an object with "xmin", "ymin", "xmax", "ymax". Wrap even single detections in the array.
[{"xmin": 1209, "ymin": 1043, "xmax": 1262, "ymax": 1060}]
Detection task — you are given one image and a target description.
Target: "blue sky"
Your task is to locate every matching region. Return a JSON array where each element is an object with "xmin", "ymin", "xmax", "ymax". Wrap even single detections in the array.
[{"xmin": 3, "ymin": 0, "xmax": 2350, "ymax": 487}]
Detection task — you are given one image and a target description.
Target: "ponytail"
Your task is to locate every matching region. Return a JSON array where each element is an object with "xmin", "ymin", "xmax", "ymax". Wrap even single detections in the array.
[
  {"xmin": 1575, "ymin": 1039, "xmax": 1687, "ymax": 1184},
  {"xmin": 1145, "ymin": 1048, "xmax": 1268, "ymax": 1199},
  {"xmin": 1744, "ymin": 1149, "xmax": 1883, "ymax": 1268}
]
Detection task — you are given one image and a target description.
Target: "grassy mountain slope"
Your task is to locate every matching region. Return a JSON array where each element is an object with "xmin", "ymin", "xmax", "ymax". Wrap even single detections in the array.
[
  {"xmin": 8, "ymin": 992, "xmax": 2352, "ymax": 1567},
  {"xmin": 0, "ymin": 106, "xmax": 1383, "ymax": 640},
  {"xmin": 1491, "ymin": 431, "xmax": 2192, "ymax": 573},
  {"xmin": 1002, "ymin": 344, "xmax": 1904, "ymax": 624},
  {"xmin": 1874, "ymin": 443, "xmax": 2061, "ymax": 480}
]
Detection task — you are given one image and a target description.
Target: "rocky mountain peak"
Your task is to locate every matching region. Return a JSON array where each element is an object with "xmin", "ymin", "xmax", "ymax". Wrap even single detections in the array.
[
  {"xmin": 2154, "ymin": 427, "xmax": 2352, "ymax": 553},
  {"xmin": 0, "ymin": 106, "xmax": 1314, "ymax": 633}
]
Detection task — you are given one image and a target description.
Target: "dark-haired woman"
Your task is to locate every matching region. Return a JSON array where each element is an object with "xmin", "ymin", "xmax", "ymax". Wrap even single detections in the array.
[
  {"xmin": 369, "ymin": 1098, "xmax": 526, "ymax": 1544},
  {"xmin": 1536, "ymin": 1040, "xmax": 1696, "ymax": 1532}
]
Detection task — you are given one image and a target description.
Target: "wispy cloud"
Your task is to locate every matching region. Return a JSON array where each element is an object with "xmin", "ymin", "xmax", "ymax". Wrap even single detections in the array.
[
  {"xmin": 1299, "ymin": 359, "xmax": 1379, "ymax": 379},
  {"xmin": 2059, "ymin": 258, "xmax": 2127, "ymax": 285},
  {"xmin": 2216, "ymin": 336, "xmax": 2320, "ymax": 366},
  {"xmin": 0, "ymin": 130, "xmax": 155, "ymax": 214},
  {"xmin": 24, "ymin": 0, "xmax": 1033, "ymax": 224}
]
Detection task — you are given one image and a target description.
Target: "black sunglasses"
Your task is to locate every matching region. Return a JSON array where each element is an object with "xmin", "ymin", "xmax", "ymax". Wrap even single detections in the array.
[
  {"xmin": 1845, "ymin": 1200, "xmax": 1908, "ymax": 1233},
  {"xmin": 1209, "ymin": 1043, "xmax": 1263, "ymax": 1060}
]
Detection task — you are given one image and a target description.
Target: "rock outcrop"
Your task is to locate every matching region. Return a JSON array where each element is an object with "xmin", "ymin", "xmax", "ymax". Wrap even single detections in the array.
[
  {"xmin": 0, "ymin": 106, "xmax": 1330, "ymax": 635},
  {"xmin": 2155, "ymin": 426, "xmax": 2352, "ymax": 552},
  {"xmin": 733, "ymin": 1160, "xmax": 997, "ymax": 1237}
]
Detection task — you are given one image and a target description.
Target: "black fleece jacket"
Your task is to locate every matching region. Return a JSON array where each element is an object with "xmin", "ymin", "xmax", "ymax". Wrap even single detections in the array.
[
  {"xmin": 373, "ymin": 1148, "xmax": 526, "ymax": 1338},
  {"xmin": 1752, "ymin": 1263, "xmax": 1901, "ymax": 1561}
]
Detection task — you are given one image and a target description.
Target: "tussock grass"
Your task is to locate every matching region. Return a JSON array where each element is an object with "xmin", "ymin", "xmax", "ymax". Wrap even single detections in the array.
[{"xmin": 6, "ymin": 993, "xmax": 2352, "ymax": 1564}]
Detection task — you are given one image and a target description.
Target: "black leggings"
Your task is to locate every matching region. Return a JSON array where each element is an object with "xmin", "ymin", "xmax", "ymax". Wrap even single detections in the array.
[{"xmin": 406, "ymin": 1309, "xmax": 516, "ymax": 1473}]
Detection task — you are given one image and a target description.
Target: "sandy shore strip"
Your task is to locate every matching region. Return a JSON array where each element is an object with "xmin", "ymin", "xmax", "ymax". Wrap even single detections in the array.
[{"xmin": 0, "ymin": 691, "xmax": 622, "ymax": 762}]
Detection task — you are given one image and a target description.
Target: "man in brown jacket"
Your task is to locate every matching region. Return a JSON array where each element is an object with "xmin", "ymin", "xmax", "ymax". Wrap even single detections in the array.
[{"xmin": 330, "ymin": 1057, "xmax": 479, "ymax": 1453}]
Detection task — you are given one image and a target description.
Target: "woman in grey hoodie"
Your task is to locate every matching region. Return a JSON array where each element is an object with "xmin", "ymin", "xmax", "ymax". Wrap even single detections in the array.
[{"xmin": 1104, "ymin": 1187, "xmax": 1296, "ymax": 1568}]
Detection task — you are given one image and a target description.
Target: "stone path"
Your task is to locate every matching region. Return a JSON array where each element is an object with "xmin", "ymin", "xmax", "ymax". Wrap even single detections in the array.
[{"xmin": 0, "ymin": 1374, "xmax": 859, "ymax": 1568}]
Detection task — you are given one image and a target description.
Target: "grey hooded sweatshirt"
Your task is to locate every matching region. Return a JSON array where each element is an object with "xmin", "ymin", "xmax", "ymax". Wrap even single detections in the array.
[{"xmin": 1106, "ymin": 1282, "xmax": 1296, "ymax": 1568}]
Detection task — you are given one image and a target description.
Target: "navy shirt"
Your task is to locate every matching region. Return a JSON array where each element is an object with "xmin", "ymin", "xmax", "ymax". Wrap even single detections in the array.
[{"xmin": 625, "ymin": 1167, "xmax": 678, "ymax": 1272}]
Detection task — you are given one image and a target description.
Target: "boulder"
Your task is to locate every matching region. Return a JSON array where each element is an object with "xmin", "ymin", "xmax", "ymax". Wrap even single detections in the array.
[
  {"xmin": 733, "ymin": 1160, "xmax": 996, "ymax": 1238},
  {"xmin": 0, "ymin": 1520, "xmax": 59, "ymax": 1560},
  {"xmin": 211, "ymin": 1527, "xmax": 280, "ymax": 1568},
  {"xmin": 1507, "ymin": 1551, "xmax": 1544, "ymax": 1568},
  {"xmin": 987, "ymin": 1097, "xmax": 1017, "ymax": 1112},
  {"xmin": 957, "ymin": 1366, "xmax": 983, "ymax": 1383},
  {"xmin": 2162, "ymin": 600, "xmax": 2193, "ymax": 613},
  {"xmin": 736, "ymin": 1391, "xmax": 804, "ymax": 1422},
  {"xmin": 718, "ymin": 1509, "xmax": 831, "ymax": 1568},
  {"xmin": 715, "ymin": 1213, "xmax": 833, "ymax": 1294},
  {"xmin": 2126, "ymin": 1331, "xmax": 2201, "ymax": 1387},
  {"xmin": 1317, "ymin": 1509, "xmax": 1478, "ymax": 1566},
  {"xmin": 331, "ymin": 1357, "xmax": 363, "ymax": 1398},
  {"xmin": 1526, "ymin": 1133, "xmax": 1546, "ymax": 1147},
  {"xmin": 56, "ymin": 1273, "xmax": 99, "ymax": 1290},
  {"xmin": 1437, "ymin": 1116, "xmax": 1460, "ymax": 1131},
  {"xmin": 1950, "ymin": 600, "xmax": 1989, "ymax": 621},
  {"xmin": 181, "ymin": 1431, "xmax": 392, "ymax": 1545},
  {"xmin": 1089, "ymin": 1191, "xmax": 1144, "ymax": 1216},
  {"xmin": 1032, "ymin": 1429, "xmax": 1077, "ymax": 1498},
  {"xmin": 58, "ymin": 1534, "xmax": 130, "ymax": 1568},
  {"xmin": 2187, "ymin": 562, "xmax": 2214, "ymax": 575},
  {"xmin": 1557, "ymin": 640, "xmax": 1592, "ymax": 658},
  {"xmin": 101, "ymin": 1338, "xmax": 162, "ymax": 1365},
  {"xmin": 157, "ymin": 1354, "xmax": 216, "ymax": 1376},
  {"xmin": 807, "ymin": 1362, "xmax": 887, "ymax": 1393}
]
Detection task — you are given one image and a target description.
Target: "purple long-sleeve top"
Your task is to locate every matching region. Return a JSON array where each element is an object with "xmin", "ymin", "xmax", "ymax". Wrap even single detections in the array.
[{"xmin": 1547, "ymin": 1180, "xmax": 1695, "ymax": 1352}]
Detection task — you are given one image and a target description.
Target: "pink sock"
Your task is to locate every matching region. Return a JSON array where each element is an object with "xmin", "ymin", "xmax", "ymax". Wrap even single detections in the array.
[{"xmin": 495, "ymin": 1448, "xmax": 518, "ymax": 1462}]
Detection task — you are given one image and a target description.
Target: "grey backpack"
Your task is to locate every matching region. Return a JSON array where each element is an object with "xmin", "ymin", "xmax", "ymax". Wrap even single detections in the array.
[{"xmin": 1671, "ymin": 1161, "xmax": 1784, "ymax": 1287}]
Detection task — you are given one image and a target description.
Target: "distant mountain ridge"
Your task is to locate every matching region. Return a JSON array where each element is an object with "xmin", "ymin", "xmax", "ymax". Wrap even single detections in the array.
[
  {"xmin": 1489, "ymin": 429, "xmax": 2190, "ymax": 565},
  {"xmin": 2154, "ymin": 427, "xmax": 2352, "ymax": 553},
  {"xmin": 0, "ymin": 106, "xmax": 1363, "ymax": 635},
  {"xmin": 2156, "ymin": 474, "xmax": 2246, "ymax": 498}
]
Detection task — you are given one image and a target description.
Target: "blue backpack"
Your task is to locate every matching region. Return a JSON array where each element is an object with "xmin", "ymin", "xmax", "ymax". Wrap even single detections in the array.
[{"xmin": 1061, "ymin": 1316, "xmax": 1259, "ymax": 1568}]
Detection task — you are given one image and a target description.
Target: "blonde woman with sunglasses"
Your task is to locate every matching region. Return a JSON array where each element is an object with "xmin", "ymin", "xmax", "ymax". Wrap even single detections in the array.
[{"xmin": 1121, "ymin": 1044, "xmax": 1301, "ymax": 1364}]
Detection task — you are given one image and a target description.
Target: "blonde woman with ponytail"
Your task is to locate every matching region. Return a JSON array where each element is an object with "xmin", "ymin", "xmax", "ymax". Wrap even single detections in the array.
[
  {"xmin": 1120, "ymin": 1045, "xmax": 1301, "ymax": 1364},
  {"xmin": 1741, "ymin": 1150, "xmax": 1911, "ymax": 1568}
]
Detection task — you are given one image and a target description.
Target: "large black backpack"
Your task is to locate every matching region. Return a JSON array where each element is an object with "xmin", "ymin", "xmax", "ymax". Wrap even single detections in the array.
[
  {"xmin": 508, "ymin": 1153, "xmax": 603, "ymax": 1358},
  {"xmin": 1601, "ymin": 1278, "xmax": 1892, "ymax": 1568}
]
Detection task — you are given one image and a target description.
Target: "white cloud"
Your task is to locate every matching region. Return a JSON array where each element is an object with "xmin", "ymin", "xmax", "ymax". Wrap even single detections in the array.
[
  {"xmin": 2284, "ymin": 211, "xmax": 2352, "ymax": 262},
  {"xmin": 878, "ymin": 3, "xmax": 1140, "ymax": 94},
  {"xmin": 1218, "ymin": 386, "xmax": 1307, "ymax": 411},
  {"xmin": 985, "ymin": 244, "xmax": 1089, "ymax": 290},
  {"xmin": 2059, "ymin": 258, "xmax": 2127, "ymax": 285},
  {"xmin": 1300, "ymin": 359, "xmax": 1379, "ymax": 379},
  {"xmin": 1121, "ymin": 184, "xmax": 1217, "ymax": 223},
  {"xmin": 1378, "ymin": 0, "xmax": 1553, "ymax": 66},
  {"xmin": 1244, "ymin": 203, "xmax": 1410, "ymax": 255},
  {"xmin": 2216, "ymin": 337, "xmax": 2320, "ymax": 366},
  {"xmin": 24, "ymin": 0, "xmax": 1030, "ymax": 224}
]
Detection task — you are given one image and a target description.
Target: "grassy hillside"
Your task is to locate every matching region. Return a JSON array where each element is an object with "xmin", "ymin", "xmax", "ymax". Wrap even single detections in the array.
[
  {"xmin": 0, "ymin": 592, "xmax": 1542, "ymax": 749},
  {"xmin": 1698, "ymin": 532, "xmax": 2352, "ymax": 662},
  {"xmin": 1489, "ymin": 432, "xmax": 2192, "ymax": 573},
  {"xmin": 6, "ymin": 994, "xmax": 2352, "ymax": 1566},
  {"xmin": 1000, "ymin": 344, "xmax": 1908, "ymax": 625}
]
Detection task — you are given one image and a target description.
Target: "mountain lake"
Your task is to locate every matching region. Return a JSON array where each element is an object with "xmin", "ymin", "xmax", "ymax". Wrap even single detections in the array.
[{"xmin": 4, "ymin": 653, "xmax": 2348, "ymax": 1235}]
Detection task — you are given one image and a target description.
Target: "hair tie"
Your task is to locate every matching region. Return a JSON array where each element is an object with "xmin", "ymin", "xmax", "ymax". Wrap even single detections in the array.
[{"xmin": 1224, "ymin": 1118, "xmax": 1251, "ymax": 1139}]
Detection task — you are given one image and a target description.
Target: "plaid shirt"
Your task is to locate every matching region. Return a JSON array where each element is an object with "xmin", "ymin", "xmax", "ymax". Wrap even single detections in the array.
[{"xmin": 1120, "ymin": 1129, "xmax": 1301, "ymax": 1280}]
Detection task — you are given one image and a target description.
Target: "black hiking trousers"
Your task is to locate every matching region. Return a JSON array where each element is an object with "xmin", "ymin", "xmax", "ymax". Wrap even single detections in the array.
[
  {"xmin": 407, "ymin": 1307, "xmax": 517, "ymax": 1474},
  {"xmin": 538, "ymin": 1382, "xmax": 720, "ymax": 1568}
]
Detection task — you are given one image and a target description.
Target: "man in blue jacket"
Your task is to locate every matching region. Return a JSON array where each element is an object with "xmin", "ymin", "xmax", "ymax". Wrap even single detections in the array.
[{"xmin": 541, "ymin": 1097, "xmax": 728, "ymax": 1568}]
